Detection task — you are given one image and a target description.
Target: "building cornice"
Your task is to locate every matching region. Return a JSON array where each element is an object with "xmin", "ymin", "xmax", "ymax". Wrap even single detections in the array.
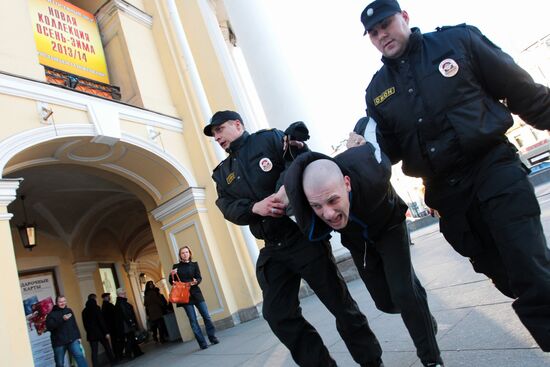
[
  {"xmin": 96, "ymin": 0, "xmax": 153, "ymax": 29},
  {"xmin": 151, "ymin": 187, "xmax": 206, "ymax": 222},
  {"xmin": 0, "ymin": 72, "xmax": 183, "ymax": 133}
]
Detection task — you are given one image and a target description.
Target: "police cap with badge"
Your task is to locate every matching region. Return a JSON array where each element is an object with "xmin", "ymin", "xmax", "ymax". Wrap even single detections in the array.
[
  {"xmin": 203, "ymin": 110, "xmax": 243, "ymax": 136},
  {"xmin": 360, "ymin": 0, "xmax": 402, "ymax": 35}
]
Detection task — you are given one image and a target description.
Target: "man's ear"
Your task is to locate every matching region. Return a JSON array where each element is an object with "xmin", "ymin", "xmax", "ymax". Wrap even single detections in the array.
[
  {"xmin": 343, "ymin": 175, "xmax": 352, "ymax": 192},
  {"xmin": 401, "ymin": 10, "xmax": 410, "ymax": 25},
  {"xmin": 236, "ymin": 119, "xmax": 244, "ymax": 131}
]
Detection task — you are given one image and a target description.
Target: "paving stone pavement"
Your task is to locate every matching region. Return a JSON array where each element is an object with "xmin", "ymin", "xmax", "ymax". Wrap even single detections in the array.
[{"xmin": 117, "ymin": 183, "xmax": 550, "ymax": 367}]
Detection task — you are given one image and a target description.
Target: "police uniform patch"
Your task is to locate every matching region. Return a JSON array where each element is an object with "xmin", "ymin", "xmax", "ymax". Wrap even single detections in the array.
[
  {"xmin": 226, "ymin": 172, "xmax": 236, "ymax": 185},
  {"xmin": 438, "ymin": 58, "xmax": 459, "ymax": 77},
  {"xmin": 259, "ymin": 158, "xmax": 273, "ymax": 172},
  {"xmin": 373, "ymin": 87, "xmax": 395, "ymax": 106}
]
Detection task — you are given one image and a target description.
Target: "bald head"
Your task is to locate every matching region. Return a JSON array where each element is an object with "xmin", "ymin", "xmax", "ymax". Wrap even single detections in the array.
[
  {"xmin": 302, "ymin": 159, "xmax": 352, "ymax": 230},
  {"xmin": 303, "ymin": 160, "xmax": 345, "ymax": 195}
]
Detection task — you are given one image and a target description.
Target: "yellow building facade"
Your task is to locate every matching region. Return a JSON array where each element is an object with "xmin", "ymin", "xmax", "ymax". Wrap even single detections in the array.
[{"xmin": 0, "ymin": 1, "xmax": 273, "ymax": 365}]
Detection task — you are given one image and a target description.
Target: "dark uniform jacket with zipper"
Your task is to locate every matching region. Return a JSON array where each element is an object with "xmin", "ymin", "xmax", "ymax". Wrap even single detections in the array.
[
  {"xmin": 212, "ymin": 129, "xmax": 308, "ymax": 245},
  {"xmin": 366, "ymin": 25, "xmax": 550, "ymax": 256},
  {"xmin": 365, "ymin": 25, "xmax": 550, "ymax": 183},
  {"xmin": 284, "ymin": 143, "xmax": 407, "ymax": 252}
]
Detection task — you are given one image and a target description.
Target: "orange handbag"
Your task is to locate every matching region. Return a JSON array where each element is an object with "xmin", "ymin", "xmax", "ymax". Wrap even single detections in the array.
[{"xmin": 168, "ymin": 273, "xmax": 191, "ymax": 304}]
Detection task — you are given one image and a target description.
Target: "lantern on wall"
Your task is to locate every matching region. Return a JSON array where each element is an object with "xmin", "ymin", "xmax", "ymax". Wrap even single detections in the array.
[{"xmin": 17, "ymin": 195, "xmax": 37, "ymax": 251}]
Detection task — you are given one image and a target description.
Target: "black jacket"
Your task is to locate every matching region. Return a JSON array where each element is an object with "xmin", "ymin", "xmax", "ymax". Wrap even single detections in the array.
[
  {"xmin": 365, "ymin": 25, "xmax": 550, "ymax": 180},
  {"xmin": 45, "ymin": 306, "xmax": 81, "ymax": 347},
  {"xmin": 114, "ymin": 297, "xmax": 138, "ymax": 336},
  {"xmin": 82, "ymin": 298, "xmax": 109, "ymax": 341},
  {"xmin": 144, "ymin": 288, "xmax": 167, "ymax": 320},
  {"xmin": 284, "ymin": 144, "xmax": 407, "ymax": 249},
  {"xmin": 212, "ymin": 129, "xmax": 308, "ymax": 244},
  {"xmin": 101, "ymin": 300, "xmax": 117, "ymax": 334},
  {"xmin": 170, "ymin": 261, "xmax": 205, "ymax": 306}
]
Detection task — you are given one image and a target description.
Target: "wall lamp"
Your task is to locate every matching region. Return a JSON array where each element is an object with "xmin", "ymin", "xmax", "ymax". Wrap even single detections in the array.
[{"xmin": 17, "ymin": 195, "xmax": 37, "ymax": 251}]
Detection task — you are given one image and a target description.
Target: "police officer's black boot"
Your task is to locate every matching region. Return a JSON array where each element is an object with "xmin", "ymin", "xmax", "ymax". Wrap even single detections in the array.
[{"xmin": 361, "ymin": 357, "xmax": 384, "ymax": 367}]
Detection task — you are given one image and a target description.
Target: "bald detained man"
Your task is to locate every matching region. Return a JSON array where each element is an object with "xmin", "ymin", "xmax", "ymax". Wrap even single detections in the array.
[
  {"xmin": 284, "ymin": 143, "xmax": 444, "ymax": 367},
  {"xmin": 302, "ymin": 160, "xmax": 353, "ymax": 230}
]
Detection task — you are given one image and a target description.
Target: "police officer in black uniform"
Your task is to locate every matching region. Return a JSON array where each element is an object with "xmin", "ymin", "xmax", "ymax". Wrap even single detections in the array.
[
  {"xmin": 359, "ymin": 0, "xmax": 550, "ymax": 351},
  {"xmin": 204, "ymin": 110, "xmax": 384, "ymax": 367},
  {"xmin": 283, "ymin": 141, "xmax": 443, "ymax": 367}
]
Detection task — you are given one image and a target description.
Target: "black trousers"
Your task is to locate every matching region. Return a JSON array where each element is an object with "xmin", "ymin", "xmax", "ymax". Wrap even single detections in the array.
[
  {"xmin": 150, "ymin": 318, "xmax": 167, "ymax": 342},
  {"xmin": 123, "ymin": 331, "xmax": 142, "ymax": 358},
  {"xmin": 89, "ymin": 337, "xmax": 115, "ymax": 367},
  {"xmin": 449, "ymin": 174, "xmax": 550, "ymax": 351},
  {"xmin": 256, "ymin": 237, "xmax": 381, "ymax": 367},
  {"xmin": 112, "ymin": 335, "xmax": 124, "ymax": 361},
  {"xmin": 348, "ymin": 222, "xmax": 442, "ymax": 366},
  {"xmin": 430, "ymin": 147, "xmax": 550, "ymax": 352}
]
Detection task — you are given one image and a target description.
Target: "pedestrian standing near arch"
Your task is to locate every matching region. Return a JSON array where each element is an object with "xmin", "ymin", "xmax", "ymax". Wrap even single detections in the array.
[
  {"xmin": 170, "ymin": 245, "xmax": 219, "ymax": 350},
  {"xmin": 45, "ymin": 295, "xmax": 88, "ymax": 367}
]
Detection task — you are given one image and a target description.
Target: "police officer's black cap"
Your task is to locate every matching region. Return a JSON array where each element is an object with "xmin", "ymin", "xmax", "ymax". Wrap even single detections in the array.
[
  {"xmin": 360, "ymin": 0, "xmax": 402, "ymax": 35},
  {"xmin": 204, "ymin": 110, "xmax": 243, "ymax": 137}
]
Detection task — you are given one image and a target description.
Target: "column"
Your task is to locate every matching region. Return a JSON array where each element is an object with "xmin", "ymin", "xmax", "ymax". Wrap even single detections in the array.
[
  {"xmin": 73, "ymin": 261, "xmax": 99, "ymax": 306},
  {"xmin": 222, "ymin": 0, "xmax": 322, "ymax": 150},
  {"xmin": 165, "ymin": 0, "xmax": 260, "ymax": 264},
  {"xmin": 124, "ymin": 262, "xmax": 147, "ymax": 328},
  {"xmin": 0, "ymin": 179, "xmax": 34, "ymax": 366},
  {"xmin": 196, "ymin": 0, "xmax": 265, "ymax": 132}
]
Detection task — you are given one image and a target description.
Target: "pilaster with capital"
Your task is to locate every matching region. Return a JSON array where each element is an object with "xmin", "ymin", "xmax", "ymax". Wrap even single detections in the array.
[
  {"xmin": 123, "ymin": 261, "xmax": 147, "ymax": 328},
  {"xmin": 73, "ymin": 261, "xmax": 100, "ymax": 305},
  {"xmin": 0, "ymin": 179, "xmax": 33, "ymax": 366}
]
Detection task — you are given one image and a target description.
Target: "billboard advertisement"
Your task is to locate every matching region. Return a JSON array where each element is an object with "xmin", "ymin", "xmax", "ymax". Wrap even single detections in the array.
[
  {"xmin": 28, "ymin": 0, "xmax": 110, "ymax": 84},
  {"xmin": 20, "ymin": 270, "xmax": 63, "ymax": 367}
]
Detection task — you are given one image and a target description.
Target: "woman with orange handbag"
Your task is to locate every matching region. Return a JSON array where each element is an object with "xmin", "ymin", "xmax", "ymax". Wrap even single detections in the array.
[{"xmin": 170, "ymin": 246, "xmax": 219, "ymax": 350}]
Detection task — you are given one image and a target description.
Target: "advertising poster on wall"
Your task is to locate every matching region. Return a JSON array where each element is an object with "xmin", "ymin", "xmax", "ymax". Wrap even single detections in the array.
[
  {"xmin": 27, "ymin": 0, "xmax": 110, "ymax": 84},
  {"xmin": 20, "ymin": 270, "xmax": 59, "ymax": 367},
  {"xmin": 99, "ymin": 265, "xmax": 118, "ymax": 297}
]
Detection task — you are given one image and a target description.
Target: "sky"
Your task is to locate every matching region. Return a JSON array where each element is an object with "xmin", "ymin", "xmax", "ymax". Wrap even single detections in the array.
[{"xmin": 262, "ymin": 0, "xmax": 549, "ymax": 153}]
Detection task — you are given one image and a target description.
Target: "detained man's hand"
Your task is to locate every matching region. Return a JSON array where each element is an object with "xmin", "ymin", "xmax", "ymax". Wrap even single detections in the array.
[
  {"xmin": 272, "ymin": 186, "xmax": 289, "ymax": 207},
  {"xmin": 346, "ymin": 132, "xmax": 366, "ymax": 149}
]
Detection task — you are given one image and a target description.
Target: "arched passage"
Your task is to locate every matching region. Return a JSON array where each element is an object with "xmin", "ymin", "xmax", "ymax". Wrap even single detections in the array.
[{"xmin": 1, "ymin": 125, "xmax": 217, "ymax": 363}]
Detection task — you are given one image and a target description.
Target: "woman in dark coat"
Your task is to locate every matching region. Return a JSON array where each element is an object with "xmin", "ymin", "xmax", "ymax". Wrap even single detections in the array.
[
  {"xmin": 143, "ymin": 281, "xmax": 168, "ymax": 343},
  {"xmin": 82, "ymin": 294, "xmax": 116, "ymax": 366},
  {"xmin": 170, "ymin": 245, "xmax": 219, "ymax": 349}
]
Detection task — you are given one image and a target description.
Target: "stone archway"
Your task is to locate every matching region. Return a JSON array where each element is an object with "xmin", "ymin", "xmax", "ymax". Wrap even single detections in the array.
[
  {"xmin": 1, "ymin": 124, "xmax": 203, "ymax": 364},
  {"xmin": 0, "ymin": 123, "xmax": 197, "ymax": 202}
]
